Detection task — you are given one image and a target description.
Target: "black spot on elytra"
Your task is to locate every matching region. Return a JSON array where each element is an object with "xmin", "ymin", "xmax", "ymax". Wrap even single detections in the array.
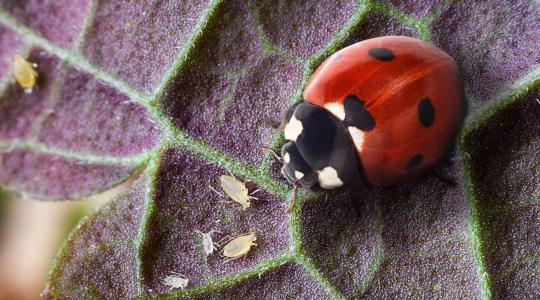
[
  {"xmin": 418, "ymin": 97, "xmax": 435, "ymax": 127},
  {"xmin": 368, "ymin": 48, "xmax": 395, "ymax": 61},
  {"xmin": 343, "ymin": 95, "xmax": 375, "ymax": 131},
  {"xmin": 405, "ymin": 154, "xmax": 423, "ymax": 171}
]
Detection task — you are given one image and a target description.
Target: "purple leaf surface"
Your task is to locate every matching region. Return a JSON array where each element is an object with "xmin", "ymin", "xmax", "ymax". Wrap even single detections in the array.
[{"xmin": 0, "ymin": 0, "xmax": 538, "ymax": 298}]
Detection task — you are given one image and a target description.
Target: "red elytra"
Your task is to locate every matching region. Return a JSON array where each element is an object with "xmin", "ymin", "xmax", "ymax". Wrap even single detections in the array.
[{"xmin": 303, "ymin": 36, "xmax": 464, "ymax": 186}]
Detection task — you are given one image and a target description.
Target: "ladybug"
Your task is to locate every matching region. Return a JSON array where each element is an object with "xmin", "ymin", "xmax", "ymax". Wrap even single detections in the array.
[{"xmin": 280, "ymin": 36, "xmax": 464, "ymax": 194}]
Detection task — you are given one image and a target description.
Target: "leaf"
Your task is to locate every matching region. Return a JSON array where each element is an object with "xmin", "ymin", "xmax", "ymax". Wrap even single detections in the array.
[{"xmin": 0, "ymin": 0, "xmax": 538, "ymax": 298}]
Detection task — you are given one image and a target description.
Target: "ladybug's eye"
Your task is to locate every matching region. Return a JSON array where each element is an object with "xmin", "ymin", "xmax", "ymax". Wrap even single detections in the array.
[{"xmin": 280, "ymin": 141, "xmax": 318, "ymax": 188}]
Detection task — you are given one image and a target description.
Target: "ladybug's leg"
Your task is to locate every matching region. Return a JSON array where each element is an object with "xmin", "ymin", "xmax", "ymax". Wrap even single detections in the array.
[
  {"xmin": 350, "ymin": 196, "xmax": 364, "ymax": 219},
  {"xmin": 430, "ymin": 169, "xmax": 457, "ymax": 187},
  {"xmin": 287, "ymin": 182, "xmax": 299, "ymax": 213},
  {"xmin": 430, "ymin": 152, "xmax": 458, "ymax": 187},
  {"xmin": 261, "ymin": 146, "xmax": 281, "ymax": 161},
  {"xmin": 260, "ymin": 118, "xmax": 281, "ymax": 129}
]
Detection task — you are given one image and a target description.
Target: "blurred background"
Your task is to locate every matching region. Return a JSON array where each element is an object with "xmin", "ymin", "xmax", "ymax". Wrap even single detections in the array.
[{"xmin": 0, "ymin": 184, "xmax": 129, "ymax": 300}]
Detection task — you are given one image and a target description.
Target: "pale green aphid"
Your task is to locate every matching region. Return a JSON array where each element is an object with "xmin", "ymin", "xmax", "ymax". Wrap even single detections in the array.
[
  {"xmin": 195, "ymin": 229, "xmax": 220, "ymax": 255},
  {"xmin": 163, "ymin": 272, "xmax": 189, "ymax": 290},
  {"xmin": 13, "ymin": 54, "xmax": 38, "ymax": 91},
  {"xmin": 219, "ymin": 175, "xmax": 258, "ymax": 210},
  {"xmin": 221, "ymin": 232, "xmax": 257, "ymax": 259}
]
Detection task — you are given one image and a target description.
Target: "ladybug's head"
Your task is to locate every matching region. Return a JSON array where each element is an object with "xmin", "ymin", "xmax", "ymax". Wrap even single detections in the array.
[{"xmin": 279, "ymin": 102, "xmax": 363, "ymax": 190}]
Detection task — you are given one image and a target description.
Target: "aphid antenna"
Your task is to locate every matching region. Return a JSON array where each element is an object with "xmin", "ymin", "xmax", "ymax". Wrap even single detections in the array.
[
  {"xmin": 167, "ymin": 271, "xmax": 187, "ymax": 278},
  {"xmin": 224, "ymin": 166, "xmax": 235, "ymax": 177},
  {"xmin": 195, "ymin": 229, "xmax": 222, "ymax": 236},
  {"xmin": 260, "ymin": 146, "xmax": 282, "ymax": 161},
  {"xmin": 208, "ymin": 185, "xmax": 224, "ymax": 197}
]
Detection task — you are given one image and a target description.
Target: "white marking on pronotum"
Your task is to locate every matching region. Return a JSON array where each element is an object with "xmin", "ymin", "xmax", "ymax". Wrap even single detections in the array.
[
  {"xmin": 195, "ymin": 229, "xmax": 221, "ymax": 255},
  {"xmin": 13, "ymin": 54, "xmax": 38, "ymax": 91},
  {"xmin": 284, "ymin": 115, "xmax": 303, "ymax": 141},
  {"xmin": 221, "ymin": 232, "xmax": 257, "ymax": 259},
  {"xmin": 348, "ymin": 126, "xmax": 366, "ymax": 152},
  {"xmin": 324, "ymin": 102, "xmax": 346, "ymax": 120},
  {"xmin": 294, "ymin": 170, "xmax": 304, "ymax": 180},
  {"xmin": 283, "ymin": 152, "xmax": 290, "ymax": 164},
  {"xmin": 318, "ymin": 166, "xmax": 344, "ymax": 189},
  {"xmin": 163, "ymin": 272, "xmax": 189, "ymax": 290}
]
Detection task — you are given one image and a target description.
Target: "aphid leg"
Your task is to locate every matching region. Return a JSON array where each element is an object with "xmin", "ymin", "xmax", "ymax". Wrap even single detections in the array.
[
  {"xmin": 431, "ymin": 170, "xmax": 456, "ymax": 187},
  {"xmin": 248, "ymin": 189, "xmax": 271, "ymax": 202},
  {"xmin": 249, "ymin": 194, "xmax": 269, "ymax": 202},
  {"xmin": 287, "ymin": 183, "xmax": 300, "ymax": 213},
  {"xmin": 217, "ymin": 199, "xmax": 236, "ymax": 207},
  {"xmin": 216, "ymin": 235, "xmax": 232, "ymax": 246},
  {"xmin": 260, "ymin": 146, "xmax": 282, "ymax": 161},
  {"xmin": 227, "ymin": 254, "xmax": 246, "ymax": 262}
]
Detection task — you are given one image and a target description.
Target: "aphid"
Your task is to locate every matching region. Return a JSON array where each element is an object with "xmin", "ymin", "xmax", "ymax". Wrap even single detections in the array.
[
  {"xmin": 163, "ymin": 272, "xmax": 189, "ymax": 290},
  {"xmin": 195, "ymin": 229, "xmax": 220, "ymax": 255},
  {"xmin": 13, "ymin": 54, "xmax": 38, "ymax": 91},
  {"xmin": 221, "ymin": 232, "xmax": 257, "ymax": 259},
  {"xmin": 211, "ymin": 170, "xmax": 259, "ymax": 210}
]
